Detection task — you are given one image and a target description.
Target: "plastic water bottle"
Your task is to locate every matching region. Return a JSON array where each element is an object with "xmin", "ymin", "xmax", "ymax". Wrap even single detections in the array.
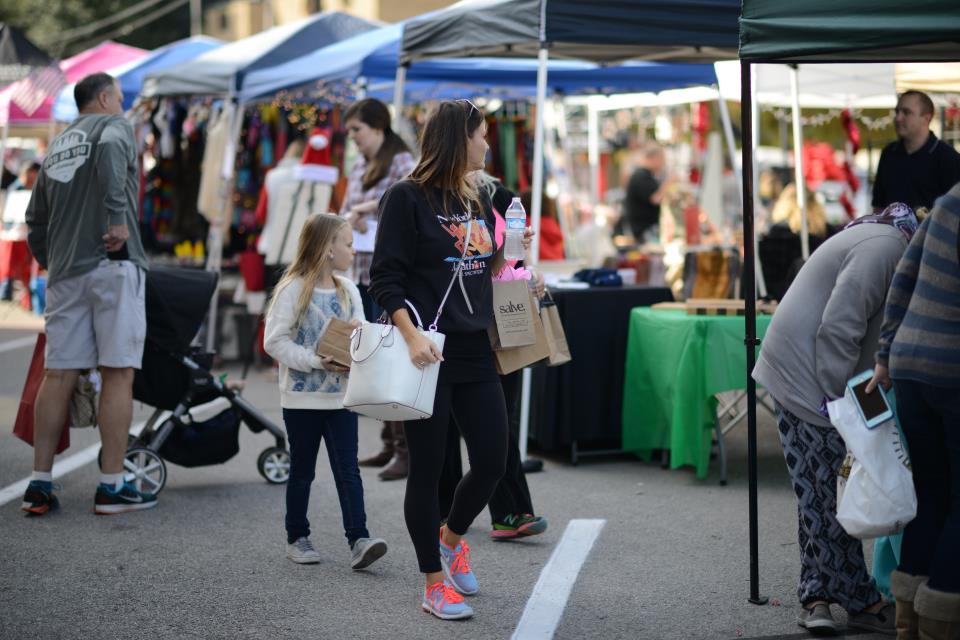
[{"xmin": 503, "ymin": 197, "xmax": 527, "ymax": 261}]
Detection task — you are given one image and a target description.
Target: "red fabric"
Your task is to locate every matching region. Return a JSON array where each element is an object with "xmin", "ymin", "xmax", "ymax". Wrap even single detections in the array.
[
  {"xmin": 302, "ymin": 126, "xmax": 332, "ymax": 166},
  {"xmin": 0, "ymin": 240, "xmax": 34, "ymax": 309},
  {"xmin": 238, "ymin": 250, "xmax": 265, "ymax": 292},
  {"xmin": 254, "ymin": 185, "xmax": 269, "ymax": 227},
  {"xmin": 13, "ymin": 333, "xmax": 70, "ymax": 454},
  {"xmin": 539, "ymin": 217, "xmax": 565, "ymax": 260}
]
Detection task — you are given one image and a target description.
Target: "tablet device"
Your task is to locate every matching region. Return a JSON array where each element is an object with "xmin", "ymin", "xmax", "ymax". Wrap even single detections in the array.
[{"xmin": 847, "ymin": 369, "xmax": 893, "ymax": 428}]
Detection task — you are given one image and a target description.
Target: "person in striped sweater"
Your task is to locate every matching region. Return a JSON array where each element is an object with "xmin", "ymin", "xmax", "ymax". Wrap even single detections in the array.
[{"xmin": 868, "ymin": 182, "xmax": 960, "ymax": 639}]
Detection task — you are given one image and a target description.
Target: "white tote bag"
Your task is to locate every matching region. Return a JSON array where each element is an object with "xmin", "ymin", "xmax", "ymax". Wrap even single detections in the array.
[
  {"xmin": 344, "ymin": 221, "xmax": 472, "ymax": 421},
  {"xmin": 828, "ymin": 389, "xmax": 916, "ymax": 539}
]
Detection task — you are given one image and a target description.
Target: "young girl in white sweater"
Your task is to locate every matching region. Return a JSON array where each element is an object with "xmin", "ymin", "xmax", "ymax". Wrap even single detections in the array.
[{"xmin": 264, "ymin": 213, "xmax": 387, "ymax": 569}]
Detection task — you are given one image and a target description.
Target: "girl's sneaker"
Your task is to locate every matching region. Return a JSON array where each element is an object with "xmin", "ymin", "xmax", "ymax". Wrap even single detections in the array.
[
  {"xmin": 422, "ymin": 581, "xmax": 474, "ymax": 620},
  {"xmin": 439, "ymin": 536, "xmax": 478, "ymax": 595},
  {"xmin": 491, "ymin": 514, "xmax": 548, "ymax": 539},
  {"xmin": 350, "ymin": 537, "xmax": 388, "ymax": 570}
]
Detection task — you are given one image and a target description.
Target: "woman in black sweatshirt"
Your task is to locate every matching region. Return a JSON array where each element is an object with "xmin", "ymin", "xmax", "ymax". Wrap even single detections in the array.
[{"xmin": 370, "ymin": 100, "xmax": 532, "ymax": 621}]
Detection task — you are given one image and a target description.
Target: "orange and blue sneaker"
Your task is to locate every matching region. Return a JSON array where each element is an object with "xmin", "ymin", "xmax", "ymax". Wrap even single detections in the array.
[
  {"xmin": 21, "ymin": 481, "xmax": 59, "ymax": 516},
  {"xmin": 422, "ymin": 580, "xmax": 473, "ymax": 620},
  {"xmin": 439, "ymin": 536, "xmax": 478, "ymax": 595},
  {"xmin": 491, "ymin": 513, "xmax": 548, "ymax": 540}
]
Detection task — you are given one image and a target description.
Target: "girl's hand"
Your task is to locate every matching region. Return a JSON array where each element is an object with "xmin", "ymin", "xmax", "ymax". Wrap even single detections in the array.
[
  {"xmin": 865, "ymin": 363, "xmax": 892, "ymax": 393},
  {"xmin": 521, "ymin": 227, "xmax": 535, "ymax": 251},
  {"xmin": 530, "ymin": 268, "xmax": 546, "ymax": 300},
  {"xmin": 319, "ymin": 356, "xmax": 350, "ymax": 373},
  {"xmin": 407, "ymin": 332, "xmax": 443, "ymax": 369}
]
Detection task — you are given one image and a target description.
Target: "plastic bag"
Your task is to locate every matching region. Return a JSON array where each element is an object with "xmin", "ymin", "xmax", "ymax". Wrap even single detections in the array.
[
  {"xmin": 69, "ymin": 370, "xmax": 100, "ymax": 428},
  {"xmin": 828, "ymin": 388, "xmax": 915, "ymax": 539}
]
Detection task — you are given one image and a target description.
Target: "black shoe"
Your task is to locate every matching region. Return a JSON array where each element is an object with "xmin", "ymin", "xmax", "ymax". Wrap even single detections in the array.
[
  {"xmin": 94, "ymin": 483, "xmax": 158, "ymax": 515},
  {"xmin": 21, "ymin": 482, "xmax": 59, "ymax": 516}
]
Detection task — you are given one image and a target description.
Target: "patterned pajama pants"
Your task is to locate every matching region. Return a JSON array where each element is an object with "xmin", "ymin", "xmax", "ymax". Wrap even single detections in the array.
[{"xmin": 775, "ymin": 401, "xmax": 882, "ymax": 612}]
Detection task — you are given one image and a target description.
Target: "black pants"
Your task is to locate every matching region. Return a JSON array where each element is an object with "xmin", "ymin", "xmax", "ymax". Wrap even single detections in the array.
[
  {"xmin": 439, "ymin": 371, "xmax": 534, "ymax": 523},
  {"xmin": 894, "ymin": 379, "xmax": 960, "ymax": 592},
  {"xmin": 405, "ymin": 379, "xmax": 508, "ymax": 573}
]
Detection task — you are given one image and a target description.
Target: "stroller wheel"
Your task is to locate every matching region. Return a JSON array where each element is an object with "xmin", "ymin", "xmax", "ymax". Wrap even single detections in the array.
[
  {"xmin": 97, "ymin": 434, "xmax": 140, "ymax": 471},
  {"xmin": 122, "ymin": 448, "xmax": 167, "ymax": 494},
  {"xmin": 257, "ymin": 447, "xmax": 290, "ymax": 484}
]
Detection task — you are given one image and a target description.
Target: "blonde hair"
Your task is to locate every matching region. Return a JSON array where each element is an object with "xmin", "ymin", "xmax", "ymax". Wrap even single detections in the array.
[
  {"xmin": 267, "ymin": 213, "xmax": 351, "ymax": 327},
  {"xmin": 771, "ymin": 183, "xmax": 827, "ymax": 237}
]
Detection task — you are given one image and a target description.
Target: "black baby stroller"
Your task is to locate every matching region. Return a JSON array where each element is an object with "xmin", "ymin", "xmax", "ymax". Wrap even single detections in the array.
[{"xmin": 108, "ymin": 266, "xmax": 289, "ymax": 494}]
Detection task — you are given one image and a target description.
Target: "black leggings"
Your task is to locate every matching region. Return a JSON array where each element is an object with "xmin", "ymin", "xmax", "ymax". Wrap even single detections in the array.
[{"xmin": 404, "ymin": 379, "xmax": 508, "ymax": 573}]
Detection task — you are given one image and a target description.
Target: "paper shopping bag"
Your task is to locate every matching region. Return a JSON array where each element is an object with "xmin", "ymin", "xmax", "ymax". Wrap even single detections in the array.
[
  {"xmin": 315, "ymin": 318, "xmax": 354, "ymax": 368},
  {"xmin": 490, "ymin": 290, "xmax": 551, "ymax": 375},
  {"xmin": 490, "ymin": 279, "xmax": 537, "ymax": 348},
  {"xmin": 540, "ymin": 293, "xmax": 571, "ymax": 367},
  {"xmin": 13, "ymin": 333, "xmax": 70, "ymax": 453}
]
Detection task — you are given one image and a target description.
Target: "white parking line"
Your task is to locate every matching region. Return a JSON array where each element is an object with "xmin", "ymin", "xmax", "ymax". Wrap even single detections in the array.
[
  {"xmin": 0, "ymin": 335, "xmax": 38, "ymax": 354},
  {"xmin": 512, "ymin": 518, "xmax": 607, "ymax": 640},
  {"xmin": 0, "ymin": 419, "xmax": 148, "ymax": 507}
]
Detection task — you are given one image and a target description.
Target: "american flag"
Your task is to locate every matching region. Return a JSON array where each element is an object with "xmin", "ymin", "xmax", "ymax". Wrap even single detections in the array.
[{"xmin": 10, "ymin": 64, "xmax": 66, "ymax": 117}]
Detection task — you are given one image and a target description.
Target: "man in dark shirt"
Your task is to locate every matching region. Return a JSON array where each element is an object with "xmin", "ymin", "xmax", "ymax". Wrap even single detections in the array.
[
  {"xmin": 622, "ymin": 144, "xmax": 674, "ymax": 242},
  {"xmin": 873, "ymin": 90, "xmax": 960, "ymax": 212}
]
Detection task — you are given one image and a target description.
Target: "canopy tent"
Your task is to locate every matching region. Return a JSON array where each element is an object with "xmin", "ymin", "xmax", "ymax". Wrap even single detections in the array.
[
  {"xmin": 896, "ymin": 62, "xmax": 960, "ymax": 94},
  {"xmin": 0, "ymin": 41, "xmax": 146, "ymax": 127},
  {"xmin": 738, "ymin": 0, "xmax": 960, "ymax": 604},
  {"xmin": 401, "ymin": 0, "xmax": 741, "ymax": 64},
  {"xmin": 141, "ymin": 12, "xmax": 378, "ymax": 98},
  {"xmin": 240, "ymin": 21, "xmax": 718, "ymax": 104},
  {"xmin": 53, "ymin": 36, "xmax": 223, "ymax": 121},
  {"xmin": 740, "ymin": 0, "xmax": 960, "ymax": 62},
  {"xmin": 0, "ymin": 23, "xmax": 52, "ymax": 87}
]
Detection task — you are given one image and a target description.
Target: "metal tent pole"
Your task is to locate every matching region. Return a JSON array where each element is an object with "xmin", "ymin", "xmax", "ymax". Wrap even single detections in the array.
[
  {"xmin": 392, "ymin": 64, "xmax": 407, "ymax": 130},
  {"xmin": 518, "ymin": 44, "xmax": 550, "ymax": 464},
  {"xmin": 741, "ymin": 60, "xmax": 767, "ymax": 607},
  {"xmin": 790, "ymin": 65, "xmax": 809, "ymax": 259}
]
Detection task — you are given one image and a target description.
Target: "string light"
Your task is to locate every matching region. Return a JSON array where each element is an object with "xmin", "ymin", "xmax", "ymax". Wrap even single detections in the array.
[{"xmin": 766, "ymin": 107, "xmax": 894, "ymax": 131}]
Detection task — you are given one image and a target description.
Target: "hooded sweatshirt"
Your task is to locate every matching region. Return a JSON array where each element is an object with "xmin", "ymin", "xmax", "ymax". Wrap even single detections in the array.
[
  {"xmin": 369, "ymin": 180, "xmax": 497, "ymax": 334},
  {"xmin": 26, "ymin": 114, "xmax": 147, "ymax": 286}
]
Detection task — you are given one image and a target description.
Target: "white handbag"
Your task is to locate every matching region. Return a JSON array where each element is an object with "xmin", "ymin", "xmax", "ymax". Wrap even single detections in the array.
[{"xmin": 343, "ymin": 221, "xmax": 472, "ymax": 421}]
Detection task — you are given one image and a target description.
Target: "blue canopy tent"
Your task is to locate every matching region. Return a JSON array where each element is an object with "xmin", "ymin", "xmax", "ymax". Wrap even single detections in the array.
[
  {"xmin": 52, "ymin": 36, "xmax": 223, "ymax": 122},
  {"xmin": 239, "ymin": 21, "xmax": 717, "ymax": 103}
]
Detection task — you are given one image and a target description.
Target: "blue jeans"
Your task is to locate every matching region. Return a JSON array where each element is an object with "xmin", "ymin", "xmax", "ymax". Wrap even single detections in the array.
[
  {"xmin": 282, "ymin": 408, "xmax": 368, "ymax": 546},
  {"xmin": 894, "ymin": 379, "xmax": 960, "ymax": 592}
]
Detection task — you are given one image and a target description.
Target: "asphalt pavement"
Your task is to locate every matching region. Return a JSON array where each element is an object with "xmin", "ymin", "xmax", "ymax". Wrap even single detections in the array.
[{"xmin": 0, "ymin": 326, "xmax": 891, "ymax": 640}]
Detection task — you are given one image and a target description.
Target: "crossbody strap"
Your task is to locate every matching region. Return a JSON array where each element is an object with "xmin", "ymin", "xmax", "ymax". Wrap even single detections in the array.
[{"xmin": 429, "ymin": 218, "xmax": 473, "ymax": 332}]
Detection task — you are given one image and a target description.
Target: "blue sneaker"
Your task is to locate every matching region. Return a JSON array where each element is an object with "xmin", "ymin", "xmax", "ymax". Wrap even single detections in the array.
[
  {"xmin": 21, "ymin": 481, "xmax": 59, "ymax": 516},
  {"xmin": 94, "ymin": 482, "xmax": 157, "ymax": 515},
  {"xmin": 422, "ymin": 581, "xmax": 473, "ymax": 620},
  {"xmin": 439, "ymin": 536, "xmax": 478, "ymax": 595}
]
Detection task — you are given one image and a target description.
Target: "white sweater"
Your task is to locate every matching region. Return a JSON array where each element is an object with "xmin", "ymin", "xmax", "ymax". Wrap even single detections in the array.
[{"xmin": 263, "ymin": 275, "xmax": 365, "ymax": 409}]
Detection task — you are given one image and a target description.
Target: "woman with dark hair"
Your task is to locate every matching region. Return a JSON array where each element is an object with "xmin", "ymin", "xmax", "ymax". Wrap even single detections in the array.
[
  {"xmin": 341, "ymin": 98, "xmax": 416, "ymax": 481},
  {"xmin": 370, "ymin": 100, "xmax": 533, "ymax": 620}
]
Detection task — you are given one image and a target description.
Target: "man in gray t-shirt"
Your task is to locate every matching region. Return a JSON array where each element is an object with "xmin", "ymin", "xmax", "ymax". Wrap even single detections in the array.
[{"xmin": 22, "ymin": 73, "xmax": 156, "ymax": 516}]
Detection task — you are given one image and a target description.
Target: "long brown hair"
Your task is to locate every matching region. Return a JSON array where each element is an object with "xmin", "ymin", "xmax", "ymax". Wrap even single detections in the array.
[
  {"xmin": 344, "ymin": 98, "xmax": 411, "ymax": 190},
  {"xmin": 410, "ymin": 100, "xmax": 485, "ymax": 216},
  {"xmin": 267, "ymin": 214, "xmax": 350, "ymax": 327}
]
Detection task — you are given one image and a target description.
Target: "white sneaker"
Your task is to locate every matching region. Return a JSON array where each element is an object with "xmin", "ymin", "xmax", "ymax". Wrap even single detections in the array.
[
  {"xmin": 350, "ymin": 537, "xmax": 388, "ymax": 570},
  {"xmin": 286, "ymin": 537, "xmax": 321, "ymax": 564}
]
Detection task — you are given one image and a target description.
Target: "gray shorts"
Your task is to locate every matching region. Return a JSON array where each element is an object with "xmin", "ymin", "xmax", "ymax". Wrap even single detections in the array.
[{"xmin": 45, "ymin": 260, "xmax": 146, "ymax": 370}]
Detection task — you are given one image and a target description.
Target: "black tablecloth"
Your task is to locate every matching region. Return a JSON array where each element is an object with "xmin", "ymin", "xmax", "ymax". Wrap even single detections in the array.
[{"xmin": 529, "ymin": 285, "xmax": 674, "ymax": 454}]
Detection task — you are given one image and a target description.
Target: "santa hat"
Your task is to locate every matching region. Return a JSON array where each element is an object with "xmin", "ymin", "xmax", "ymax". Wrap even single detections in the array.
[{"xmin": 301, "ymin": 127, "xmax": 332, "ymax": 166}]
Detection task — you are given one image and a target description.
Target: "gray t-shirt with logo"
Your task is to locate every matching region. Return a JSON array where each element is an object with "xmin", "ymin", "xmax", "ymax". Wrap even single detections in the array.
[{"xmin": 26, "ymin": 113, "xmax": 147, "ymax": 286}]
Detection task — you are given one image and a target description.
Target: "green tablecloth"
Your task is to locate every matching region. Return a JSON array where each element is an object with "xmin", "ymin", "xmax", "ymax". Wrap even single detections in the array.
[{"xmin": 621, "ymin": 309, "xmax": 772, "ymax": 479}]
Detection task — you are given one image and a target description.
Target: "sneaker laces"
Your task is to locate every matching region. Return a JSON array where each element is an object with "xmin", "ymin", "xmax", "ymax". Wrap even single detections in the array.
[
  {"xmin": 294, "ymin": 538, "xmax": 317, "ymax": 554},
  {"xmin": 427, "ymin": 581, "xmax": 464, "ymax": 604},
  {"xmin": 448, "ymin": 539, "xmax": 472, "ymax": 575}
]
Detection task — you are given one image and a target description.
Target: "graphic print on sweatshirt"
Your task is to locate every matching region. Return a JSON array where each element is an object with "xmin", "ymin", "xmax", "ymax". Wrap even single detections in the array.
[
  {"xmin": 437, "ymin": 213, "xmax": 494, "ymax": 277},
  {"xmin": 43, "ymin": 129, "xmax": 93, "ymax": 183},
  {"xmin": 288, "ymin": 291, "xmax": 349, "ymax": 394}
]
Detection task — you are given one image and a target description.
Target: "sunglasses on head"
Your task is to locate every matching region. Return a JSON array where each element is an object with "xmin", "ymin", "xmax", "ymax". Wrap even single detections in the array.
[{"xmin": 456, "ymin": 98, "xmax": 481, "ymax": 117}]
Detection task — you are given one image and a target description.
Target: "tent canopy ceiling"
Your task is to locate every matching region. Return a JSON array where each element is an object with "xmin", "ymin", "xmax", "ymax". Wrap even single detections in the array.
[
  {"xmin": 400, "ymin": 0, "xmax": 741, "ymax": 64},
  {"xmin": 715, "ymin": 61, "xmax": 897, "ymax": 108},
  {"xmin": 53, "ymin": 36, "xmax": 223, "ymax": 121},
  {"xmin": 241, "ymin": 22, "xmax": 718, "ymax": 103},
  {"xmin": 142, "ymin": 12, "xmax": 378, "ymax": 98},
  {"xmin": 896, "ymin": 62, "xmax": 960, "ymax": 94},
  {"xmin": 740, "ymin": 0, "xmax": 960, "ymax": 62},
  {"xmin": 0, "ymin": 23, "xmax": 53, "ymax": 87}
]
